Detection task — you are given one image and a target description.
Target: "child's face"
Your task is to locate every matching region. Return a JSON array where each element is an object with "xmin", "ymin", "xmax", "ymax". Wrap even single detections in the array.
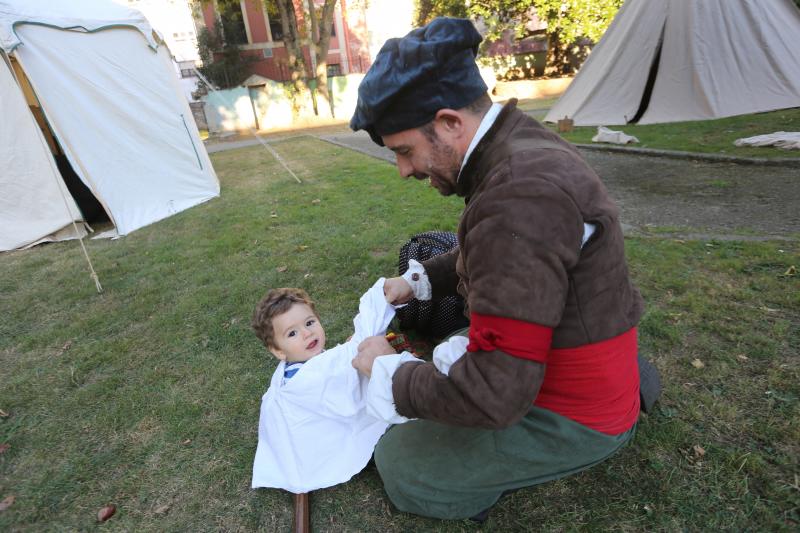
[{"xmin": 269, "ymin": 303, "xmax": 326, "ymax": 363}]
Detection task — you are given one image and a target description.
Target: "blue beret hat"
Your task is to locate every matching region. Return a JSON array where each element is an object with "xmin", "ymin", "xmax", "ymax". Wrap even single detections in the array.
[{"xmin": 350, "ymin": 17, "xmax": 487, "ymax": 146}]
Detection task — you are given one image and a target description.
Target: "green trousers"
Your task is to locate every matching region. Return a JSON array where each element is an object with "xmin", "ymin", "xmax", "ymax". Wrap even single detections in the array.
[{"xmin": 374, "ymin": 405, "xmax": 635, "ymax": 520}]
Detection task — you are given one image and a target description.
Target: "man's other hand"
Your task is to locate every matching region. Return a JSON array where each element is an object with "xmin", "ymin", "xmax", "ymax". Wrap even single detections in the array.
[
  {"xmin": 352, "ymin": 336, "xmax": 395, "ymax": 378},
  {"xmin": 383, "ymin": 276, "xmax": 414, "ymax": 305}
]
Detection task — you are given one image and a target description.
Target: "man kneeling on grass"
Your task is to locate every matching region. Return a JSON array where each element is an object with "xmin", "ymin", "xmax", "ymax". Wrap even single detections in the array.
[{"xmin": 348, "ymin": 17, "xmax": 647, "ymax": 521}]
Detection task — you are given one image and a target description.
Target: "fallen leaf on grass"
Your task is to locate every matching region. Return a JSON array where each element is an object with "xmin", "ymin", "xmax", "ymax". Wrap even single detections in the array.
[
  {"xmin": 311, "ymin": 199, "xmax": 321, "ymax": 205},
  {"xmin": 55, "ymin": 340, "xmax": 73, "ymax": 357},
  {"xmin": 97, "ymin": 504, "xmax": 116, "ymax": 522},
  {"xmin": 0, "ymin": 495, "xmax": 14, "ymax": 512},
  {"xmin": 270, "ymin": 212, "xmax": 278, "ymax": 218},
  {"xmin": 154, "ymin": 504, "xmax": 171, "ymax": 515},
  {"xmin": 737, "ymin": 354, "xmax": 749, "ymax": 362},
  {"xmin": 0, "ymin": 409, "xmax": 8, "ymax": 418},
  {"xmin": 297, "ymin": 245, "xmax": 308, "ymax": 251},
  {"xmin": 783, "ymin": 265, "xmax": 796, "ymax": 277},
  {"xmin": 182, "ymin": 439, "xmax": 192, "ymax": 446},
  {"xmin": 643, "ymin": 503, "xmax": 654, "ymax": 514},
  {"xmin": 276, "ymin": 266, "xmax": 288, "ymax": 273},
  {"xmin": 0, "ymin": 444, "xmax": 9, "ymax": 454},
  {"xmin": 693, "ymin": 444, "xmax": 706, "ymax": 457},
  {"xmin": 691, "ymin": 359, "xmax": 705, "ymax": 369}
]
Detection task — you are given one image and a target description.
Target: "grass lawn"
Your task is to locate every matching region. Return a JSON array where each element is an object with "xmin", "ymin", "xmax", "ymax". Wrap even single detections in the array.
[
  {"xmin": 1, "ymin": 137, "xmax": 798, "ymax": 530},
  {"xmin": 548, "ymin": 107, "xmax": 800, "ymax": 159}
]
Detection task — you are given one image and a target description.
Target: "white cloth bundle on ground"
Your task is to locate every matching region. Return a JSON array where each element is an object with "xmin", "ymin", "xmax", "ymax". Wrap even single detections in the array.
[
  {"xmin": 251, "ymin": 278, "xmax": 397, "ymax": 493},
  {"xmin": 591, "ymin": 126, "xmax": 640, "ymax": 145},
  {"xmin": 734, "ymin": 132, "xmax": 800, "ymax": 150}
]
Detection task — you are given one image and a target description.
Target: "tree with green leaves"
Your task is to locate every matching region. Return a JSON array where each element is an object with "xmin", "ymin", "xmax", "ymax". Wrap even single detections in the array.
[
  {"xmin": 270, "ymin": 0, "xmax": 339, "ymax": 117},
  {"xmin": 413, "ymin": 0, "xmax": 624, "ymax": 76},
  {"xmin": 195, "ymin": 0, "xmax": 257, "ymax": 90},
  {"xmin": 197, "ymin": 0, "xmax": 338, "ymax": 116}
]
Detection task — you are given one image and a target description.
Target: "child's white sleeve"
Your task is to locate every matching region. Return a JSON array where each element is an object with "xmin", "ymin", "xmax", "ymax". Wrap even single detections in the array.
[
  {"xmin": 350, "ymin": 278, "xmax": 397, "ymax": 345},
  {"xmin": 366, "ymin": 352, "xmax": 423, "ymax": 424}
]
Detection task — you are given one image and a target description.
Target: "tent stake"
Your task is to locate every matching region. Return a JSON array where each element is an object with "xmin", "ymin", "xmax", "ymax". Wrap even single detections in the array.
[{"xmin": 293, "ymin": 492, "xmax": 310, "ymax": 533}]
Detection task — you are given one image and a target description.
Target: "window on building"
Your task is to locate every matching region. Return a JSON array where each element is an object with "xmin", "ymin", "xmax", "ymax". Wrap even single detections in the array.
[
  {"xmin": 264, "ymin": 0, "xmax": 284, "ymax": 41},
  {"xmin": 218, "ymin": 0, "xmax": 248, "ymax": 45}
]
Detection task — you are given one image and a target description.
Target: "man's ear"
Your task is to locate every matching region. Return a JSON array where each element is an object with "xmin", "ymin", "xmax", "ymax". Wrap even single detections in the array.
[{"xmin": 433, "ymin": 108, "xmax": 464, "ymax": 137}]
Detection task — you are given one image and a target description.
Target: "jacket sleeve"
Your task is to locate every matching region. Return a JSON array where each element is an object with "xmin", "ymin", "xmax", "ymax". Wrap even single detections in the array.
[
  {"xmin": 421, "ymin": 246, "xmax": 462, "ymax": 300},
  {"xmin": 391, "ymin": 350, "xmax": 545, "ymax": 429}
]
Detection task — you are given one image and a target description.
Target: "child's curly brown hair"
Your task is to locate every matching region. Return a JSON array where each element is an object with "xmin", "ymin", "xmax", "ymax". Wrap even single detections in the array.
[{"xmin": 252, "ymin": 288, "xmax": 318, "ymax": 350}]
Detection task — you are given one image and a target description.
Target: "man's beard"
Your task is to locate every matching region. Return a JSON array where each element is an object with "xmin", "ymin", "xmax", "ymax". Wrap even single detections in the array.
[{"xmin": 426, "ymin": 137, "xmax": 461, "ymax": 196}]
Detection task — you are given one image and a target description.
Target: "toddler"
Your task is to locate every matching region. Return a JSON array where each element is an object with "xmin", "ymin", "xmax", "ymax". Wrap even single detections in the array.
[{"xmin": 250, "ymin": 279, "xmax": 399, "ymax": 493}]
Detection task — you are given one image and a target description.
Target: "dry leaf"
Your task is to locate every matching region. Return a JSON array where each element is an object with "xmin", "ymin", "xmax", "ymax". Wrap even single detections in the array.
[
  {"xmin": 691, "ymin": 358, "xmax": 705, "ymax": 369},
  {"xmin": 182, "ymin": 439, "xmax": 192, "ymax": 446},
  {"xmin": 297, "ymin": 245, "xmax": 308, "ymax": 251},
  {"xmin": 276, "ymin": 266, "xmax": 288, "ymax": 273},
  {"xmin": 737, "ymin": 354, "xmax": 749, "ymax": 362},
  {"xmin": 270, "ymin": 211, "xmax": 278, "ymax": 218},
  {"xmin": 303, "ymin": 273, "xmax": 311, "ymax": 279},
  {"xmin": 0, "ymin": 409, "xmax": 8, "ymax": 418},
  {"xmin": 693, "ymin": 444, "xmax": 706, "ymax": 457},
  {"xmin": 0, "ymin": 444, "xmax": 9, "ymax": 454},
  {"xmin": 643, "ymin": 503, "xmax": 654, "ymax": 514},
  {"xmin": 783, "ymin": 265, "xmax": 796, "ymax": 276},
  {"xmin": 97, "ymin": 504, "xmax": 116, "ymax": 522},
  {"xmin": 55, "ymin": 340, "xmax": 73, "ymax": 357},
  {"xmin": 311, "ymin": 199, "xmax": 321, "ymax": 204},
  {"xmin": 0, "ymin": 495, "xmax": 14, "ymax": 512},
  {"xmin": 154, "ymin": 504, "xmax": 171, "ymax": 515}
]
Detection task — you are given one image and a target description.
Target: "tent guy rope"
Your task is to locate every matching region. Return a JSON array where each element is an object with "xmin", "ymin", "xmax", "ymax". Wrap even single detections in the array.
[
  {"xmin": 192, "ymin": 67, "xmax": 303, "ymax": 185},
  {"xmin": 4, "ymin": 51, "xmax": 103, "ymax": 293}
]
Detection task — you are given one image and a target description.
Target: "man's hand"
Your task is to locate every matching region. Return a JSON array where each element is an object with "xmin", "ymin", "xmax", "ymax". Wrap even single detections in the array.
[
  {"xmin": 384, "ymin": 276, "xmax": 414, "ymax": 305},
  {"xmin": 352, "ymin": 336, "xmax": 396, "ymax": 378}
]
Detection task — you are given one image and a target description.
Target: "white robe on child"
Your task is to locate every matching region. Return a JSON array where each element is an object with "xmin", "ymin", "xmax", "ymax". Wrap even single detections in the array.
[{"xmin": 252, "ymin": 278, "xmax": 397, "ymax": 493}]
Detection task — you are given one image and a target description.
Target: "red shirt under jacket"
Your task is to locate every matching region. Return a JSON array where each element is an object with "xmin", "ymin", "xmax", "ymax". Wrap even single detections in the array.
[{"xmin": 467, "ymin": 313, "xmax": 640, "ymax": 435}]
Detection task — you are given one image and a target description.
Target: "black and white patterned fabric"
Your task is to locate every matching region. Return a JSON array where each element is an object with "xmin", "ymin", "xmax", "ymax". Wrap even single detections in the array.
[{"xmin": 396, "ymin": 231, "xmax": 470, "ymax": 339}]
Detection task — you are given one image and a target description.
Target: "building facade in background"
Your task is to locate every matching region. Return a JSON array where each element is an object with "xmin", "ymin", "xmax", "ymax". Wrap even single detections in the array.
[
  {"xmin": 198, "ymin": 0, "xmax": 414, "ymax": 82},
  {"xmin": 119, "ymin": 0, "xmax": 202, "ymax": 101}
]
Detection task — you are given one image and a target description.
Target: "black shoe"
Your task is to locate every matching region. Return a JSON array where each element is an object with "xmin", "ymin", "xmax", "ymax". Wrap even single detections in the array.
[
  {"xmin": 468, "ymin": 507, "xmax": 491, "ymax": 524},
  {"xmin": 638, "ymin": 355, "xmax": 661, "ymax": 413}
]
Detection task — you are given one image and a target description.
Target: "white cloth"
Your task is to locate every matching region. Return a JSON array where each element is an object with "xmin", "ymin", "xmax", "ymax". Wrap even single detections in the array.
[
  {"xmin": 365, "ymin": 336, "xmax": 470, "ymax": 423},
  {"xmin": 734, "ymin": 132, "xmax": 800, "ymax": 150},
  {"xmin": 432, "ymin": 335, "xmax": 470, "ymax": 375},
  {"xmin": 366, "ymin": 352, "xmax": 423, "ymax": 424},
  {"xmin": 251, "ymin": 279, "xmax": 397, "ymax": 493},
  {"xmin": 591, "ymin": 126, "xmax": 639, "ymax": 145}
]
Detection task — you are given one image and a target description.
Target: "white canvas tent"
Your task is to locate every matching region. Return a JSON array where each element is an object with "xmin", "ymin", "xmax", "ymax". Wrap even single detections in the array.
[
  {"xmin": 545, "ymin": 0, "xmax": 800, "ymax": 126},
  {"xmin": 0, "ymin": 0, "xmax": 219, "ymax": 251}
]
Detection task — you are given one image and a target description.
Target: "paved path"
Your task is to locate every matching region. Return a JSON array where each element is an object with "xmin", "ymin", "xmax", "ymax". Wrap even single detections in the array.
[
  {"xmin": 203, "ymin": 127, "xmax": 800, "ymax": 240},
  {"xmin": 318, "ymin": 131, "xmax": 800, "ymax": 239}
]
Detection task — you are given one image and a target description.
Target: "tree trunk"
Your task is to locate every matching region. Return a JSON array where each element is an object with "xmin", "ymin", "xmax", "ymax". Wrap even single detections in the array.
[
  {"xmin": 308, "ymin": 0, "xmax": 338, "ymax": 118},
  {"xmin": 275, "ymin": 0, "xmax": 310, "ymax": 114}
]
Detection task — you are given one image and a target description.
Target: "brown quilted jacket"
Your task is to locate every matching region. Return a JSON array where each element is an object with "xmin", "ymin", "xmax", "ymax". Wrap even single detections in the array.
[{"xmin": 392, "ymin": 101, "xmax": 644, "ymax": 428}]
